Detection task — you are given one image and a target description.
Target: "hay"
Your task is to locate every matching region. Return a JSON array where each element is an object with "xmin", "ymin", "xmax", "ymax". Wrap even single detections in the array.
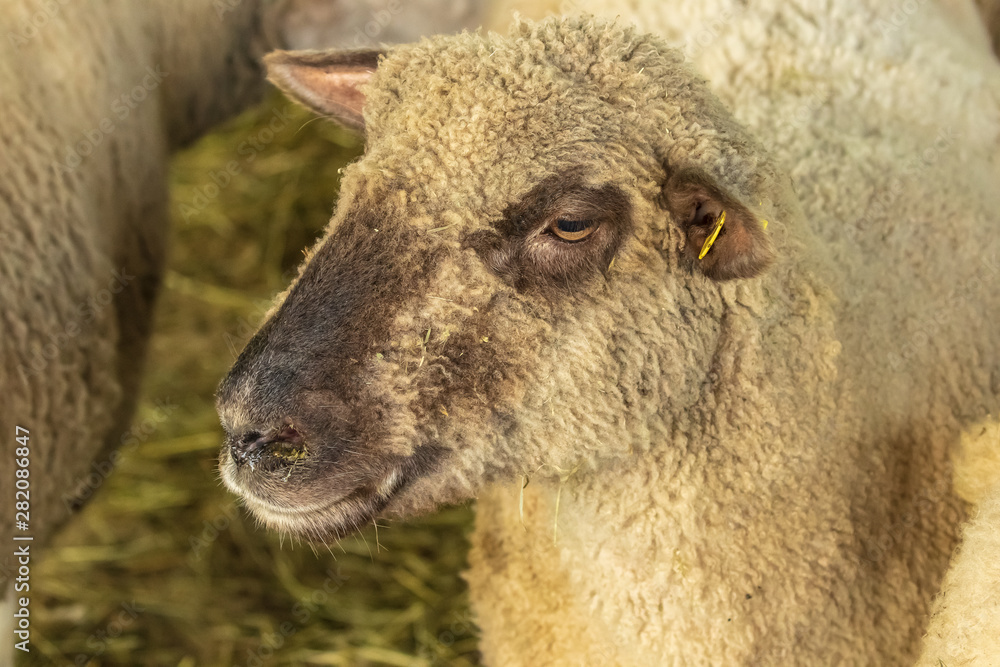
[{"xmin": 25, "ymin": 95, "xmax": 479, "ymax": 666}]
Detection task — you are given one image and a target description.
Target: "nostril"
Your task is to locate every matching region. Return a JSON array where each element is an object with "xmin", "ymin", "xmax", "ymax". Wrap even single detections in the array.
[
  {"xmin": 229, "ymin": 424, "xmax": 304, "ymax": 467},
  {"xmin": 241, "ymin": 431, "xmax": 262, "ymax": 445},
  {"xmin": 275, "ymin": 425, "xmax": 303, "ymax": 445},
  {"xmin": 229, "ymin": 431, "xmax": 270, "ymax": 466}
]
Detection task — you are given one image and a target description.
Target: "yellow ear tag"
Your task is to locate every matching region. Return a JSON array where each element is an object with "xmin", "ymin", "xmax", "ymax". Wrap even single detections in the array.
[
  {"xmin": 698, "ymin": 210, "xmax": 726, "ymax": 260},
  {"xmin": 761, "ymin": 219, "xmax": 769, "ymax": 230}
]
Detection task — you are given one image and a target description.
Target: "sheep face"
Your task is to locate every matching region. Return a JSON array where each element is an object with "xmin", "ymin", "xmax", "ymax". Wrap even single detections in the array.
[{"xmin": 216, "ymin": 17, "xmax": 778, "ymax": 541}]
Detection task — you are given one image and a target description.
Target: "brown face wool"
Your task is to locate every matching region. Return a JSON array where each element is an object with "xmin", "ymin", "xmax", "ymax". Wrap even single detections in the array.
[{"xmin": 217, "ymin": 9, "xmax": 1000, "ymax": 666}]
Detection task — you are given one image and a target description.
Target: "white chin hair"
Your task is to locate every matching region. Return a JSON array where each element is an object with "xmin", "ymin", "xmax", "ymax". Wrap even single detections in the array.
[{"xmin": 221, "ymin": 462, "xmax": 404, "ymax": 540}]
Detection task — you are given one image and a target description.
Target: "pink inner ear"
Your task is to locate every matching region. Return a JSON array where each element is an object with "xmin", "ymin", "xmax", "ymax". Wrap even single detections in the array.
[
  {"xmin": 267, "ymin": 49, "xmax": 383, "ymax": 131},
  {"xmin": 294, "ymin": 66, "xmax": 373, "ymax": 122}
]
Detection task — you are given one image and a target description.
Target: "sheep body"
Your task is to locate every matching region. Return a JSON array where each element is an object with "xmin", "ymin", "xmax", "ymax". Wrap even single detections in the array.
[
  {"xmin": 0, "ymin": 17, "xmax": 328, "ymax": 650},
  {"xmin": 975, "ymin": 0, "xmax": 1000, "ymax": 55},
  {"xmin": 216, "ymin": 5, "xmax": 1000, "ymax": 664},
  {"xmin": 0, "ymin": 0, "xmax": 270, "ymax": 562},
  {"xmin": 916, "ymin": 416, "xmax": 1000, "ymax": 665},
  {"xmin": 456, "ymin": 7, "xmax": 1000, "ymax": 665}
]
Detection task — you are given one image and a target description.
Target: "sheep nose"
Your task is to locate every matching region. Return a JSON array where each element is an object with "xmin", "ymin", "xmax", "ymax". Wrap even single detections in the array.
[{"xmin": 229, "ymin": 424, "xmax": 303, "ymax": 467}]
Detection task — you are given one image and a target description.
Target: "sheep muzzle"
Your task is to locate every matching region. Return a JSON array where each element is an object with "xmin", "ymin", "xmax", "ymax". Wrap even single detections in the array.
[{"xmin": 214, "ymin": 199, "xmax": 457, "ymax": 540}]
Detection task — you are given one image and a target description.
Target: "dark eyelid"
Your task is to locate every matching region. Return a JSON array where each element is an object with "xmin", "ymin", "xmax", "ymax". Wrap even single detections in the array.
[
  {"xmin": 476, "ymin": 168, "xmax": 632, "ymax": 290},
  {"xmin": 552, "ymin": 200, "xmax": 602, "ymax": 220}
]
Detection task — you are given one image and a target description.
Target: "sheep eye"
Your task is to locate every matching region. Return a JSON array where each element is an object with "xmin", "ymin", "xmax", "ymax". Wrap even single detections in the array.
[{"xmin": 551, "ymin": 218, "xmax": 596, "ymax": 242}]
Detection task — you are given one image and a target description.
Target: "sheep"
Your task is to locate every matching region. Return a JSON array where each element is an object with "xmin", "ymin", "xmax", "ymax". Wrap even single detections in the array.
[
  {"xmin": 0, "ymin": 0, "xmax": 237, "ymax": 561},
  {"xmin": 917, "ymin": 416, "xmax": 1000, "ymax": 665},
  {"xmin": 0, "ymin": 0, "xmax": 290, "ymax": 650},
  {"xmin": 0, "ymin": 0, "xmax": 482, "ymax": 653},
  {"xmin": 278, "ymin": 0, "xmax": 486, "ymax": 52},
  {"xmin": 975, "ymin": 0, "xmax": 1000, "ymax": 56},
  {"xmin": 214, "ymin": 6, "xmax": 1000, "ymax": 665}
]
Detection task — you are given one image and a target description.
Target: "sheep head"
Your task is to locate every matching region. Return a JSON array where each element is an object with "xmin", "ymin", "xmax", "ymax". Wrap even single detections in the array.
[{"xmin": 216, "ymin": 17, "xmax": 786, "ymax": 542}]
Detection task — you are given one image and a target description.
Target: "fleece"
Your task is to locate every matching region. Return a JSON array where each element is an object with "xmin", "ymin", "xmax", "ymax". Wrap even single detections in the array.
[
  {"xmin": 919, "ymin": 491, "xmax": 1000, "ymax": 666},
  {"xmin": 917, "ymin": 416, "xmax": 1000, "ymax": 665},
  {"xmin": 459, "ymin": 5, "xmax": 1000, "ymax": 664},
  {"xmin": 975, "ymin": 0, "xmax": 1000, "ymax": 55},
  {"xmin": 464, "ymin": 5, "xmax": 1000, "ymax": 665},
  {"xmin": 0, "ymin": 0, "xmax": 308, "ymax": 595},
  {"xmin": 214, "ymin": 5, "xmax": 1000, "ymax": 666}
]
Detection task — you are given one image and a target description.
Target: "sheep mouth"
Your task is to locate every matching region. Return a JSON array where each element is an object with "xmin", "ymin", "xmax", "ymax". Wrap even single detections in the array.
[
  {"xmin": 220, "ymin": 460, "xmax": 408, "ymax": 542},
  {"xmin": 219, "ymin": 443, "xmax": 445, "ymax": 542}
]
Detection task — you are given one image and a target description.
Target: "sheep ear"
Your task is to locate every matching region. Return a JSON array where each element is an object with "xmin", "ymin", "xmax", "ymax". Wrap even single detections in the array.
[
  {"xmin": 264, "ymin": 49, "xmax": 384, "ymax": 131},
  {"xmin": 662, "ymin": 168, "xmax": 775, "ymax": 281}
]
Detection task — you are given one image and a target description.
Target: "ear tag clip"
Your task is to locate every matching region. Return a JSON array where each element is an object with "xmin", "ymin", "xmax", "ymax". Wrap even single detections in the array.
[{"xmin": 698, "ymin": 210, "xmax": 726, "ymax": 260}]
